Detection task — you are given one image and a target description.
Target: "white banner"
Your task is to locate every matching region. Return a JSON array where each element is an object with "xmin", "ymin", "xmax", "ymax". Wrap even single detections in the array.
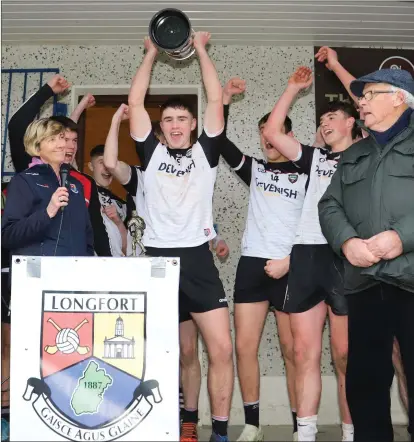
[{"xmin": 10, "ymin": 256, "xmax": 180, "ymax": 441}]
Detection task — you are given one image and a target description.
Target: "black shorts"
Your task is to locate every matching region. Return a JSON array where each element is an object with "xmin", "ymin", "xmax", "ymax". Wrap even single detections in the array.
[
  {"xmin": 234, "ymin": 256, "xmax": 288, "ymax": 311},
  {"xmin": 1, "ymin": 271, "xmax": 11, "ymax": 324},
  {"xmin": 284, "ymin": 244, "xmax": 347, "ymax": 315},
  {"xmin": 146, "ymin": 243, "xmax": 227, "ymax": 323}
]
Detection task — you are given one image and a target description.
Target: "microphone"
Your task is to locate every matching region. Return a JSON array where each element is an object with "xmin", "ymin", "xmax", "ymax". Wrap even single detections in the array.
[
  {"xmin": 59, "ymin": 164, "xmax": 70, "ymax": 211},
  {"xmin": 60, "ymin": 163, "xmax": 70, "ymax": 188}
]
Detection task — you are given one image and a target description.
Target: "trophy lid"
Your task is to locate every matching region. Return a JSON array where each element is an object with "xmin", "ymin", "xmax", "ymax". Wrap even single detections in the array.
[{"xmin": 149, "ymin": 8, "xmax": 191, "ymax": 51}]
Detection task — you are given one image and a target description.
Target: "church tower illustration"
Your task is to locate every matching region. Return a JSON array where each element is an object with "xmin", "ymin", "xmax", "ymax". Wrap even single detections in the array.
[{"xmin": 103, "ymin": 316, "xmax": 135, "ymax": 359}]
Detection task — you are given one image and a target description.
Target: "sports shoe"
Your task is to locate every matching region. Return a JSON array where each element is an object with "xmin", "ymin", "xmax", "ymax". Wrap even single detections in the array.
[
  {"xmin": 209, "ymin": 432, "xmax": 229, "ymax": 442},
  {"xmin": 236, "ymin": 424, "xmax": 264, "ymax": 441},
  {"xmin": 342, "ymin": 430, "xmax": 354, "ymax": 441},
  {"xmin": 180, "ymin": 422, "xmax": 198, "ymax": 442},
  {"xmin": 1, "ymin": 419, "xmax": 9, "ymax": 441}
]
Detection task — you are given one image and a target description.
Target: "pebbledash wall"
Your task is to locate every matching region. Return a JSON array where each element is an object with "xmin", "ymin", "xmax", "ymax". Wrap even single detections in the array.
[{"xmin": 1, "ymin": 44, "xmax": 405, "ymax": 426}]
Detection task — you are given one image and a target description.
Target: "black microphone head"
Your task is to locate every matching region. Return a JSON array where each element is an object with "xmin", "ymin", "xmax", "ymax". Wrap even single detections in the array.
[{"xmin": 60, "ymin": 163, "xmax": 70, "ymax": 188}]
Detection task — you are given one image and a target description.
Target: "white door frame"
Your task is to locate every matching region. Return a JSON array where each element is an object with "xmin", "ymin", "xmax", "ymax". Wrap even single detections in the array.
[{"xmin": 70, "ymin": 84, "xmax": 203, "ymax": 137}]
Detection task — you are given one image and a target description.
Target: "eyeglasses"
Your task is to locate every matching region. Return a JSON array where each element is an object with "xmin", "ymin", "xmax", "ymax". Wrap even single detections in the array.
[{"xmin": 357, "ymin": 90, "xmax": 395, "ymax": 102}]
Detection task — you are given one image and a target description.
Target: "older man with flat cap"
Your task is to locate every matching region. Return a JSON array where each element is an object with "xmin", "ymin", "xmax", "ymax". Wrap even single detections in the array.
[{"xmin": 318, "ymin": 68, "xmax": 414, "ymax": 442}]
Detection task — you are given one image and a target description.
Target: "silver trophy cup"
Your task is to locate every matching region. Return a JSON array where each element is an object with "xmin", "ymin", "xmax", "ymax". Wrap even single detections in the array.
[
  {"xmin": 149, "ymin": 8, "xmax": 195, "ymax": 60},
  {"xmin": 127, "ymin": 210, "xmax": 146, "ymax": 256}
]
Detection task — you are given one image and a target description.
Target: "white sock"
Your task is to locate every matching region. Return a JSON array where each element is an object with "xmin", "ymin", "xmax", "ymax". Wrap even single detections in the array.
[
  {"xmin": 342, "ymin": 422, "xmax": 354, "ymax": 441},
  {"xmin": 297, "ymin": 415, "xmax": 318, "ymax": 441}
]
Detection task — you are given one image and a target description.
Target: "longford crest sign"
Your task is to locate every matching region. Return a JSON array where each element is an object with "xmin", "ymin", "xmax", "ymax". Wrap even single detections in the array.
[
  {"xmin": 11, "ymin": 257, "xmax": 180, "ymax": 441},
  {"xmin": 23, "ymin": 291, "xmax": 161, "ymax": 441}
]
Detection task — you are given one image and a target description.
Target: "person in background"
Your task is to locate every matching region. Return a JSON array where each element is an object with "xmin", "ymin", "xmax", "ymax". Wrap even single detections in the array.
[
  {"xmin": 7, "ymin": 74, "xmax": 109, "ymax": 256},
  {"xmin": 2, "ymin": 118, "xmax": 94, "ymax": 257},
  {"xmin": 263, "ymin": 67, "xmax": 358, "ymax": 442},
  {"xmin": 319, "ymin": 68, "xmax": 414, "ymax": 442},
  {"xmin": 88, "ymin": 144, "xmax": 133, "ymax": 256},
  {"xmin": 221, "ymin": 77, "xmax": 308, "ymax": 442},
  {"xmin": 316, "ymin": 46, "xmax": 410, "ymax": 430},
  {"xmin": 1, "ymin": 183, "xmax": 10, "ymax": 441}
]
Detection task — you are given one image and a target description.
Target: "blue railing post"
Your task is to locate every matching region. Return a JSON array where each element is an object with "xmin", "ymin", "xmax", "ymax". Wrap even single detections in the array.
[{"xmin": 1, "ymin": 68, "xmax": 60, "ymax": 179}]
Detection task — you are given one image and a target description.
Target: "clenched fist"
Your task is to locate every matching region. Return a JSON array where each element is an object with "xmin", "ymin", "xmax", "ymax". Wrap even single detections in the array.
[
  {"xmin": 315, "ymin": 46, "xmax": 340, "ymax": 71},
  {"xmin": 47, "ymin": 75, "xmax": 70, "ymax": 95},
  {"xmin": 102, "ymin": 205, "xmax": 122, "ymax": 225},
  {"xmin": 223, "ymin": 77, "xmax": 246, "ymax": 104},
  {"xmin": 113, "ymin": 103, "xmax": 129, "ymax": 122},
  {"xmin": 264, "ymin": 256, "xmax": 290, "ymax": 279}
]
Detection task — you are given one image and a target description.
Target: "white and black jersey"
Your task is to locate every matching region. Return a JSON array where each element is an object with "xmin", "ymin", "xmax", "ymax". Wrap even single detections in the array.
[
  {"xmin": 293, "ymin": 145, "xmax": 342, "ymax": 245},
  {"xmin": 129, "ymin": 129, "xmax": 223, "ymax": 248},
  {"xmin": 222, "ymin": 138, "xmax": 310, "ymax": 260},
  {"xmin": 97, "ymin": 186, "xmax": 134, "ymax": 257},
  {"xmin": 123, "ymin": 165, "xmax": 145, "ymax": 217}
]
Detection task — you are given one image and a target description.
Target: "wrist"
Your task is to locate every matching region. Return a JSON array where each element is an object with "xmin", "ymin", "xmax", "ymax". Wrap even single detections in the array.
[
  {"xmin": 329, "ymin": 60, "xmax": 341, "ymax": 71},
  {"xmin": 115, "ymin": 219, "xmax": 125, "ymax": 227},
  {"xmin": 342, "ymin": 237, "xmax": 357, "ymax": 250},
  {"xmin": 46, "ymin": 205, "xmax": 57, "ymax": 218},
  {"xmin": 146, "ymin": 50, "xmax": 157, "ymax": 60},
  {"xmin": 285, "ymin": 84, "xmax": 301, "ymax": 96},
  {"xmin": 195, "ymin": 46, "xmax": 208, "ymax": 57},
  {"xmin": 111, "ymin": 115, "xmax": 122, "ymax": 125},
  {"xmin": 223, "ymin": 93, "xmax": 231, "ymax": 105}
]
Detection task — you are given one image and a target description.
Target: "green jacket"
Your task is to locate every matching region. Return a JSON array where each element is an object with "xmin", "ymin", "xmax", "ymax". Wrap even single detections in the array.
[{"xmin": 318, "ymin": 111, "xmax": 414, "ymax": 294}]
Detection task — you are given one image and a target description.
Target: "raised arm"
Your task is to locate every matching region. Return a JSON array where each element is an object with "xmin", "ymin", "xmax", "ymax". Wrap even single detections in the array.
[
  {"xmin": 222, "ymin": 77, "xmax": 246, "ymax": 134},
  {"xmin": 263, "ymin": 67, "xmax": 313, "ymax": 161},
  {"xmin": 8, "ymin": 74, "xmax": 69, "ymax": 173},
  {"xmin": 128, "ymin": 37, "xmax": 158, "ymax": 140},
  {"xmin": 315, "ymin": 46, "xmax": 358, "ymax": 104},
  {"xmin": 193, "ymin": 32, "xmax": 224, "ymax": 135},
  {"xmin": 69, "ymin": 93, "xmax": 96, "ymax": 123},
  {"xmin": 103, "ymin": 104, "xmax": 132, "ymax": 185}
]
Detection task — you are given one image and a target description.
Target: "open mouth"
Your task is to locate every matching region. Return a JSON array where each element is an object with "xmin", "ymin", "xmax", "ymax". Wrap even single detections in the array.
[
  {"xmin": 170, "ymin": 131, "xmax": 183, "ymax": 142},
  {"xmin": 65, "ymin": 153, "xmax": 74, "ymax": 162},
  {"xmin": 102, "ymin": 172, "xmax": 112, "ymax": 179},
  {"xmin": 265, "ymin": 142, "xmax": 275, "ymax": 150},
  {"xmin": 323, "ymin": 129, "xmax": 333, "ymax": 136}
]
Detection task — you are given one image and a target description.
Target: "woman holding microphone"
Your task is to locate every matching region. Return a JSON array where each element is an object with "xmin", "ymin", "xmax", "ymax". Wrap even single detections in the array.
[{"xmin": 2, "ymin": 118, "xmax": 93, "ymax": 258}]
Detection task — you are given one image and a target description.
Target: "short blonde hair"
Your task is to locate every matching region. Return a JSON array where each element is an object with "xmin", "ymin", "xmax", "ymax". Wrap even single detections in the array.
[{"xmin": 24, "ymin": 118, "xmax": 65, "ymax": 157}]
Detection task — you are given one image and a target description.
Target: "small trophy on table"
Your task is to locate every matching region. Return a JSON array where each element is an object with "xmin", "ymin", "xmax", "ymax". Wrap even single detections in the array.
[{"xmin": 127, "ymin": 210, "xmax": 146, "ymax": 256}]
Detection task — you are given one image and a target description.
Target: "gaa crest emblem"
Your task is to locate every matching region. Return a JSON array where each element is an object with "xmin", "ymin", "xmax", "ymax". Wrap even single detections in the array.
[
  {"xmin": 23, "ymin": 291, "xmax": 162, "ymax": 441},
  {"xmin": 288, "ymin": 173, "xmax": 298, "ymax": 184}
]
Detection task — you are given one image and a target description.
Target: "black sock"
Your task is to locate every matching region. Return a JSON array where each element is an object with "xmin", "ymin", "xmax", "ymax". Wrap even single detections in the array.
[
  {"xmin": 292, "ymin": 410, "xmax": 297, "ymax": 433},
  {"xmin": 1, "ymin": 406, "xmax": 9, "ymax": 423},
  {"xmin": 182, "ymin": 408, "xmax": 198, "ymax": 424},
  {"xmin": 244, "ymin": 402, "xmax": 259, "ymax": 427},
  {"xmin": 212, "ymin": 417, "xmax": 228, "ymax": 436}
]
